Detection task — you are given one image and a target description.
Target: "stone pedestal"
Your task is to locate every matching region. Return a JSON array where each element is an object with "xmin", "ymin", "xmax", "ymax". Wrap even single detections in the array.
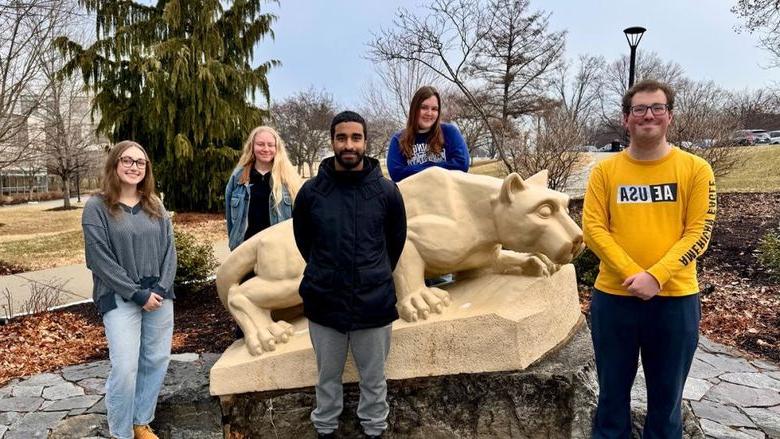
[
  {"xmin": 211, "ymin": 265, "xmax": 583, "ymax": 395},
  {"xmin": 220, "ymin": 321, "xmax": 597, "ymax": 438}
]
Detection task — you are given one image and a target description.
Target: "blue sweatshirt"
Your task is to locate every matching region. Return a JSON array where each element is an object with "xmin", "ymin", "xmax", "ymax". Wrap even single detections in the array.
[{"xmin": 387, "ymin": 122, "xmax": 470, "ymax": 182}]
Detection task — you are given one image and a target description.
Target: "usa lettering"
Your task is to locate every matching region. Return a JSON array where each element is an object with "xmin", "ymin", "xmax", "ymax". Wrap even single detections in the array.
[{"xmin": 617, "ymin": 184, "xmax": 678, "ymax": 203}]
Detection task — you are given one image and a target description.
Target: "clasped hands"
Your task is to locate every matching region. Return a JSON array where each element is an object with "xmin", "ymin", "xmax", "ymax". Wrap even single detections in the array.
[
  {"xmin": 622, "ymin": 272, "xmax": 660, "ymax": 300},
  {"xmin": 143, "ymin": 292, "xmax": 164, "ymax": 311}
]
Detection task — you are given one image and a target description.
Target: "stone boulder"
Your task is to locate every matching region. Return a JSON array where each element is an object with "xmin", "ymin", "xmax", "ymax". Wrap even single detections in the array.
[{"xmin": 221, "ymin": 321, "xmax": 598, "ymax": 438}]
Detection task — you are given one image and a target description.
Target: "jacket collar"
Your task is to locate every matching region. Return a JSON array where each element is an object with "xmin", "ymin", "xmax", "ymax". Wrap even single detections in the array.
[{"xmin": 312, "ymin": 156, "xmax": 383, "ymax": 197}]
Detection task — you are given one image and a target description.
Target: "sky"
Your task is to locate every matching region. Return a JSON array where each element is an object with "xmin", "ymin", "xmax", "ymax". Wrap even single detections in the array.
[{"xmin": 252, "ymin": 0, "xmax": 777, "ymax": 109}]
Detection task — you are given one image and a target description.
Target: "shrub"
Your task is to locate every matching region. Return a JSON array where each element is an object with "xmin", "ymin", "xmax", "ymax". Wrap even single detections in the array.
[
  {"xmin": 573, "ymin": 247, "xmax": 600, "ymax": 286},
  {"xmin": 174, "ymin": 229, "xmax": 218, "ymax": 292},
  {"xmin": 758, "ymin": 227, "xmax": 780, "ymax": 281}
]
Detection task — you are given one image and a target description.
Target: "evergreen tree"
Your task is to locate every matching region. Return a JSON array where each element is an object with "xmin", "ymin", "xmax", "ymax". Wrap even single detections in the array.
[{"xmin": 56, "ymin": 0, "xmax": 278, "ymax": 210}]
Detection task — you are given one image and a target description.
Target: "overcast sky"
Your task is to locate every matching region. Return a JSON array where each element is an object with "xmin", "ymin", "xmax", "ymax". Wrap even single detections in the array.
[{"xmin": 252, "ymin": 0, "xmax": 777, "ymax": 108}]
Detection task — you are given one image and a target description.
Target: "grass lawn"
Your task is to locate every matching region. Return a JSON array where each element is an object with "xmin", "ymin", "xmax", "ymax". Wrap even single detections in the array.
[
  {"xmin": 0, "ymin": 204, "xmax": 83, "ymax": 243},
  {"xmin": 0, "ymin": 202, "xmax": 88, "ymax": 270},
  {"xmin": 716, "ymin": 145, "xmax": 780, "ymax": 192},
  {"xmin": 0, "ymin": 230, "xmax": 85, "ymax": 271},
  {"xmin": 0, "ymin": 201, "xmax": 227, "ymax": 271}
]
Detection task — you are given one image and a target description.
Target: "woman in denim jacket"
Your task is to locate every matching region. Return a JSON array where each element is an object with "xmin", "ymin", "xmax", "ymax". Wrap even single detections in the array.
[{"xmin": 225, "ymin": 126, "xmax": 302, "ymax": 251}]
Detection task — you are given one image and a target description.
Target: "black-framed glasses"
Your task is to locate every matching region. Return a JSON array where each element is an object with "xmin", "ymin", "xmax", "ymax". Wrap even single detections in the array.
[
  {"xmin": 630, "ymin": 103, "xmax": 669, "ymax": 117},
  {"xmin": 118, "ymin": 156, "xmax": 147, "ymax": 169}
]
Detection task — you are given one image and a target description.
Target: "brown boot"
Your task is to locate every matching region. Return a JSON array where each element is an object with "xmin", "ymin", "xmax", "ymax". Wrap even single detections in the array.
[{"xmin": 133, "ymin": 424, "xmax": 159, "ymax": 439}]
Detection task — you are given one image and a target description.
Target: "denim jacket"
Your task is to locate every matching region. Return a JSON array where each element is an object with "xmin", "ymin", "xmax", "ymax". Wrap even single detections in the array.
[{"xmin": 225, "ymin": 167, "xmax": 293, "ymax": 250}]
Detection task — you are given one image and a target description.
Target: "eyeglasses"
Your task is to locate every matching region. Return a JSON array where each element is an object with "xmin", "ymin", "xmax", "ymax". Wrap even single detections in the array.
[
  {"xmin": 118, "ymin": 156, "xmax": 147, "ymax": 169},
  {"xmin": 629, "ymin": 103, "xmax": 670, "ymax": 117}
]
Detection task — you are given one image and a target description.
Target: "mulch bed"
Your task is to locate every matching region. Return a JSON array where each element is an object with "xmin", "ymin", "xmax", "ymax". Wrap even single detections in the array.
[
  {"xmin": 697, "ymin": 192, "xmax": 780, "ymax": 361},
  {"xmin": 172, "ymin": 212, "xmax": 224, "ymax": 225},
  {"xmin": 0, "ymin": 290, "xmax": 236, "ymax": 387},
  {"xmin": 0, "ymin": 192, "xmax": 777, "ymax": 387}
]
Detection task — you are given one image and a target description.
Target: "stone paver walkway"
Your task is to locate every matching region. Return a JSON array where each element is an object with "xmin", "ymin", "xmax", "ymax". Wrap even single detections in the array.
[
  {"xmin": 0, "ymin": 353, "xmax": 219, "ymax": 438},
  {"xmin": 0, "ymin": 336, "xmax": 777, "ymax": 438},
  {"xmin": 630, "ymin": 337, "xmax": 780, "ymax": 438}
]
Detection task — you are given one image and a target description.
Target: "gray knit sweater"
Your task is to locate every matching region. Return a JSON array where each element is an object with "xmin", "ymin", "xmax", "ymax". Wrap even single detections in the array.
[{"xmin": 82, "ymin": 195, "xmax": 177, "ymax": 315}]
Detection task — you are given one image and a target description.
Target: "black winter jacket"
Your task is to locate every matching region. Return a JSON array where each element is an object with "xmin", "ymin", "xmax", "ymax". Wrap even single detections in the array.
[{"xmin": 293, "ymin": 156, "xmax": 407, "ymax": 332}]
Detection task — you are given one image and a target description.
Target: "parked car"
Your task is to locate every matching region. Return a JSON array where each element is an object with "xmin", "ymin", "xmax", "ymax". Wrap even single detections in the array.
[
  {"xmin": 731, "ymin": 129, "xmax": 769, "ymax": 146},
  {"xmin": 768, "ymin": 130, "xmax": 780, "ymax": 145},
  {"xmin": 695, "ymin": 139, "xmax": 716, "ymax": 148},
  {"xmin": 752, "ymin": 129, "xmax": 771, "ymax": 144},
  {"xmin": 599, "ymin": 140, "xmax": 625, "ymax": 152}
]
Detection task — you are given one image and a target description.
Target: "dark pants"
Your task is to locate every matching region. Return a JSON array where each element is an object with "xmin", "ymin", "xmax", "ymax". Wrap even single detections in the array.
[{"xmin": 590, "ymin": 290, "xmax": 700, "ymax": 439}]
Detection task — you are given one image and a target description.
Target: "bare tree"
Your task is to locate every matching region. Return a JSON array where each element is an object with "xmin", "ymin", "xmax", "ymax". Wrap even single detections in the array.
[
  {"xmin": 725, "ymin": 87, "xmax": 778, "ymax": 128},
  {"xmin": 39, "ymin": 67, "xmax": 95, "ymax": 208},
  {"xmin": 272, "ymin": 88, "xmax": 335, "ymax": 177},
  {"xmin": 357, "ymin": 100, "xmax": 398, "ymax": 161},
  {"xmin": 732, "ymin": 0, "xmax": 780, "ymax": 67},
  {"xmin": 506, "ymin": 104, "xmax": 585, "ymax": 191},
  {"xmin": 0, "ymin": 0, "xmax": 65, "ymax": 171},
  {"xmin": 369, "ymin": 0, "xmax": 565, "ymax": 173},
  {"xmin": 442, "ymin": 88, "xmax": 491, "ymax": 162},
  {"xmin": 34, "ymin": 7, "xmax": 97, "ymax": 209},
  {"xmin": 368, "ymin": 59, "xmax": 440, "ymax": 124},
  {"xmin": 469, "ymin": 0, "xmax": 565, "ymax": 152},
  {"xmin": 668, "ymin": 79, "xmax": 743, "ymax": 178},
  {"xmin": 553, "ymin": 55, "xmax": 604, "ymax": 129},
  {"xmin": 597, "ymin": 50, "xmax": 687, "ymax": 141}
]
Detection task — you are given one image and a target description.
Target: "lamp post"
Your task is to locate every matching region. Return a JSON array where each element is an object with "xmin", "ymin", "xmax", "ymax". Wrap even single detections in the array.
[{"xmin": 623, "ymin": 26, "xmax": 646, "ymax": 89}]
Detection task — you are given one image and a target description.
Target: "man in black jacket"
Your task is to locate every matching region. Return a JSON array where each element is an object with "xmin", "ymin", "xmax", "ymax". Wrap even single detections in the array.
[{"xmin": 293, "ymin": 111, "xmax": 407, "ymax": 439}]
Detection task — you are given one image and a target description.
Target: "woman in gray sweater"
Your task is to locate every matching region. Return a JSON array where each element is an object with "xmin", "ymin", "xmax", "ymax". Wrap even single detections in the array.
[{"xmin": 82, "ymin": 140, "xmax": 176, "ymax": 439}]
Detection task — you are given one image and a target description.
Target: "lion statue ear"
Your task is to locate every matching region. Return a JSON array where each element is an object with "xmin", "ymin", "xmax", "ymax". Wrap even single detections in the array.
[
  {"xmin": 525, "ymin": 170, "xmax": 549, "ymax": 188},
  {"xmin": 498, "ymin": 173, "xmax": 525, "ymax": 204},
  {"xmin": 498, "ymin": 170, "xmax": 549, "ymax": 204}
]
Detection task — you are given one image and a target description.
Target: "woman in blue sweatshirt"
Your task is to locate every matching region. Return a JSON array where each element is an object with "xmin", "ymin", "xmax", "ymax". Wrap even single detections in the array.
[
  {"xmin": 387, "ymin": 86, "xmax": 470, "ymax": 182},
  {"xmin": 82, "ymin": 141, "xmax": 176, "ymax": 439}
]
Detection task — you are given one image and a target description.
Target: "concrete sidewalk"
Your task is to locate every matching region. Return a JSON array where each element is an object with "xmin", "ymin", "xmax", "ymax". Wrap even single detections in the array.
[{"xmin": 1, "ymin": 239, "xmax": 230, "ymax": 318}]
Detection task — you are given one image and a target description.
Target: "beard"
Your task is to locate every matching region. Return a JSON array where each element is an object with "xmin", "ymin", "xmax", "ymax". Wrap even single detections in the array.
[{"xmin": 335, "ymin": 150, "xmax": 364, "ymax": 169}]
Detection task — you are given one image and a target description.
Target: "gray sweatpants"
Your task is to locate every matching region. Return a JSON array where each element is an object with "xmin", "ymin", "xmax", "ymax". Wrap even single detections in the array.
[{"xmin": 308, "ymin": 320, "xmax": 392, "ymax": 436}]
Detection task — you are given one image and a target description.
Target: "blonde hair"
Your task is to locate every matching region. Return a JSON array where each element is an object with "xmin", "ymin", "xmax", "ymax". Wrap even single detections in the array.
[
  {"xmin": 237, "ymin": 126, "xmax": 302, "ymax": 211},
  {"xmin": 101, "ymin": 140, "xmax": 163, "ymax": 219}
]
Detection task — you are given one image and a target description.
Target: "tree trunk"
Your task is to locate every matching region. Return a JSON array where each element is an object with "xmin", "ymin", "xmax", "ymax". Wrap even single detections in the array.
[
  {"xmin": 307, "ymin": 162, "xmax": 314, "ymax": 178},
  {"xmin": 63, "ymin": 178, "xmax": 71, "ymax": 209}
]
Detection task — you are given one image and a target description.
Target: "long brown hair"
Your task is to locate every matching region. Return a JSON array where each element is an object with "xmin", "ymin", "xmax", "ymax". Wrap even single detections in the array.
[
  {"xmin": 101, "ymin": 140, "xmax": 163, "ymax": 219},
  {"xmin": 236, "ymin": 126, "xmax": 302, "ymax": 210},
  {"xmin": 399, "ymin": 86, "xmax": 444, "ymax": 159}
]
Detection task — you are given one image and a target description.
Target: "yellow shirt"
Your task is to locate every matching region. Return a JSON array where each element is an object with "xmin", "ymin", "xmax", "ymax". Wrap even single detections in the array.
[{"xmin": 582, "ymin": 147, "xmax": 716, "ymax": 296}]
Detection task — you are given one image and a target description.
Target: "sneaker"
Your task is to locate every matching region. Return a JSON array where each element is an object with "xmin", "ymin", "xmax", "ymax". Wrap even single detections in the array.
[
  {"xmin": 317, "ymin": 432, "xmax": 336, "ymax": 439},
  {"xmin": 364, "ymin": 434, "xmax": 383, "ymax": 439},
  {"xmin": 133, "ymin": 424, "xmax": 159, "ymax": 439}
]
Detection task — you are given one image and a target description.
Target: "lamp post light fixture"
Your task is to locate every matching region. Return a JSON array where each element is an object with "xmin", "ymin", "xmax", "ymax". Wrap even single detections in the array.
[{"xmin": 623, "ymin": 26, "xmax": 646, "ymax": 89}]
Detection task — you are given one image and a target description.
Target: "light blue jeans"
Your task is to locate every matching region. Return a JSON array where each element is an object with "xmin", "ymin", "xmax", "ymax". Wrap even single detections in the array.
[{"xmin": 102, "ymin": 294, "xmax": 174, "ymax": 439}]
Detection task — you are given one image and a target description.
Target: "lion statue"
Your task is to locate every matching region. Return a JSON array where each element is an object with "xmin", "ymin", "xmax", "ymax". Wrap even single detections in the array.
[{"xmin": 216, "ymin": 167, "xmax": 584, "ymax": 356}]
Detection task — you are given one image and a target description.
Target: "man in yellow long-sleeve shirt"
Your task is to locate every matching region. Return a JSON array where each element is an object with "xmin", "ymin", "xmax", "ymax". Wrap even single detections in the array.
[{"xmin": 583, "ymin": 79, "xmax": 716, "ymax": 439}]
